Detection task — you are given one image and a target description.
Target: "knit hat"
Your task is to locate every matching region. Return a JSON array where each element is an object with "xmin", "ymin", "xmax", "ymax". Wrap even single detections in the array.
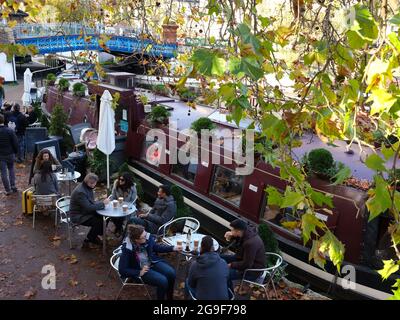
[{"xmin": 230, "ymin": 219, "xmax": 247, "ymax": 231}]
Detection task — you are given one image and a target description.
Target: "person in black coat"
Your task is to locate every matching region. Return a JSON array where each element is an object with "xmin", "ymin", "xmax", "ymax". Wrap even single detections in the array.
[
  {"xmin": 118, "ymin": 224, "xmax": 182, "ymax": 300},
  {"xmin": 186, "ymin": 236, "xmax": 230, "ymax": 300},
  {"xmin": 25, "ymin": 105, "xmax": 37, "ymax": 125},
  {"xmin": 69, "ymin": 173, "xmax": 110, "ymax": 247},
  {"xmin": 12, "ymin": 104, "xmax": 28, "ymax": 163},
  {"xmin": 0, "ymin": 114, "xmax": 18, "ymax": 195}
]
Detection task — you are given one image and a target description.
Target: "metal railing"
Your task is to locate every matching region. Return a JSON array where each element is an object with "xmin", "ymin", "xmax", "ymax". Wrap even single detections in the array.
[{"xmin": 31, "ymin": 62, "xmax": 66, "ymax": 88}]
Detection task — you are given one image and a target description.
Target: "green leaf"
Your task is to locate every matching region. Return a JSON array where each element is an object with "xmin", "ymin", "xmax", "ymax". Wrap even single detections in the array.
[
  {"xmin": 229, "ymin": 57, "xmax": 264, "ymax": 81},
  {"xmin": 307, "ymin": 187, "xmax": 334, "ymax": 208},
  {"xmin": 265, "ymin": 186, "xmax": 283, "ymax": 207},
  {"xmin": 378, "ymin": 260, "xmax": 399, "ymax": 280},
  {"xmin": 236, "ymin": 23, "xmax": 261, "ymax": 54},
  {"xmin": 390, "ymin": 13, "xmax": 400, "ymax": 25},
  {"xmin": 367, "ymin": 88, "xmax": 397, "ymax": 115},
  {"xmin": 381, "ymin": 145, "xmax": 395, "ymax": 160},
  {"xmin": 301, "ymin": 213, "xmax": 326, "ymax": 245},
  {"xmin": 331, "ymin": 166, "xmax": 352, "ymax": 185},
  {"xmin": 365, "ymin": 153, "xmax": 387, "ymax": 172},
  {"xmin": 280, "ymin": 191, "xmax": 304, "ymax": 208},
  {"xmin": 309, "ymin": 240, "xmax": 326, "ymax": 270},
  {"xmin": 319, "ymin": 231, "xmax": 345, "ymax": 272},
  {"xmin": 351, "ymin": 5, "xmax": 378, "ymax": 41},
  {"xmin": 388, "ymin": 32, "xmax": 400, "ymax": 54},
  {"xmin": 191, "ymin": 49, "xmax": 226, "ymax": 77},
  {"xmin": 366, "ymin": 176, "xmax": 391, "ymax": 222},
  {"xmin": 347, "ymin": 30, "xmax": 366, "ymax": 49}
]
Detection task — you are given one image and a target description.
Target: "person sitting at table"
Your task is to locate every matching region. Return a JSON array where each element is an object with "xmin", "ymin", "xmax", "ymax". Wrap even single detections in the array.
[
  {"xmin": 118, "ymin": 224, "xmax": 182, "ymax": 300},
  {"xmin": 220, "ymin": 219, "xmax": 266, "ymax": 289},
  {"xmin": 186, "ymin": 235, "xmax": 230, "ymax": 300},
  {"xmin": 33, "ymin": 148, "xmax": 61, "ymax": 174},
  {"xmin": 110, "ymin": 172, "xmax": 137, "ymax": 204},
  {"xmin": 33, "ymin": 160, "xmax": 59, "ymax": 196},
  {"xmin": 69, "ymin": 173, "xmax": 110, "ymax": 248},
  {"xmin": 130, "ymin": 185, "xmax": 176, "ymax": 234}
]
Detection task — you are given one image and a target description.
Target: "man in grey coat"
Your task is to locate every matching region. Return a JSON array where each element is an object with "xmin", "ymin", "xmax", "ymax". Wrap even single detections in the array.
[
  {"xmin": 130, "ymin": 185, "xmax": 176, "ymax": 234},
  {"xmin": 0, "ymin": 114, "xmax": 18, "ymax": 195},
  {"xmin": 69, "ymin": 173, "xmax": 109, "ymax": 247}
]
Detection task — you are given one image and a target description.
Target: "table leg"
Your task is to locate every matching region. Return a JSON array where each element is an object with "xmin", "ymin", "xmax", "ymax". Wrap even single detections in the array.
[
  {"xmin": 69, "ymin": 181, "xmax": 72, "ymax": 195},
  {"xmin": 103, "ymin": 217, "xmax": 107, "ymax": 255}
]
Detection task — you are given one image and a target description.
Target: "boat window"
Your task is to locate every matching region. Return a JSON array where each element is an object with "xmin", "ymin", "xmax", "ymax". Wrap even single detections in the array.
[
  {"xmin": 210, "ymin": 166, "xmax": 243, "ymax": 207},
  {"xmin": 262, "ymin": 191, "xmax": 302, "ymax": 236},
  {"xmin": 141, "ymin": 138, "xmax": 162, "ymax": 167},
  {"xmin": 172, "ymin": 157, "xmax": 198, "ymax": 184}
]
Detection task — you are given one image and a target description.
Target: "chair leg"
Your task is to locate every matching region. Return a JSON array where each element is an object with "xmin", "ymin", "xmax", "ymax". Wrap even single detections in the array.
[
  {"xmin": 264, "ymin": 286, "xmax": 270, "ymax": 300},
  {"xmin": 54, "ymin": 209, "xmax": 58, "ymax": 227},
  {"xmin": 32, "ymin": 207, "xmax": 36, "ymax": 229},
  {"xmin": 67, "ymin": 224, "xmax": 72, "ymax": 249},
  {"xmin": 271, "ymin": 280, "xmax": 278, "ymax": 299},
  {"xmin": 115, "ymin": 285, "xmax": 125, "ymax": 300},
  {"xmin": 239, "ymin": 279, "xmax": 244, "ymax": 293}
]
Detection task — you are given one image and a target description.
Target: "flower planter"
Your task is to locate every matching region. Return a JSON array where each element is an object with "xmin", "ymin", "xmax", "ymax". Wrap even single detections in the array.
[{"xmin": 162, "ymin": 24, "xmax": 179, "ymax": 44}]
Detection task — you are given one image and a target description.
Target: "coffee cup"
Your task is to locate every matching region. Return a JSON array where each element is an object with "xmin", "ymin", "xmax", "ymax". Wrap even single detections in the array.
[
  {"xmin": 177, "ymin": 240, "xmax": 183, "ymax": 247},
  {"xmin": 118, "ymin": 197, "xmax": 124, "ymax": 205},
  {"xmin": 193, "ymin": 240, "xmax": 199, "ymax": 249},
  {"xmin": 112, "ymin": 200, "xmax": 118, "ymax": 209},
  {"xmin": 122, "ymin": 204, "xmax": 128, "ymax": 213},
  {"xmin": 51, "ymin": 164, "xmax": 56, "ymax": 171}
]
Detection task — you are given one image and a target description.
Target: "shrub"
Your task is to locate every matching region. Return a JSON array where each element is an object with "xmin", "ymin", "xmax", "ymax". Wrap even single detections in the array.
[
  {"xmin": 148, "ymin": 105, "xmax": 170, "ymax": 125},
  {"xmin": 32, "ymin": 101, "xmax": 50, "ymax": 129},
  {"xmin": 57, "ymin": 78, "xmax": 70, "ymax": 91},
  {"xmin": 46, "ymin": 73, "xmax": 56, "ymax": 85},
  {"xmin": 153, "ymin": 84, "xmax": 169, "ymax": 96},
  {"xmin": 88, "ymin": 148, "xmax": 115, "ymax": 179},
  {"xmin": 190, "ymin": 117, "xmax": 216, "ymax": 134},
  {"xmin": 49, "ymin": 104, "xmax": 68, "ymax": 137},
  {"xmin": 139, "ymin": 94, "xmax": 149, "ymax": 105},
  {"xmin": 72, "ymin": 82, "xmax": 86, "ymax": 97},
  {"xmin": 307, "ymin": 148, "xmax": 334, "ymax": 176},
  {"xmin": 178, "ymin": 87, "xmax": 197, "ymax": 102},
  {"xmin": 170, "ymin": 185, "xmax": 191, "ymax": 218},
  {"xmin": 258, "ymin": 223, "xmax": 280, "ymax": 254}
]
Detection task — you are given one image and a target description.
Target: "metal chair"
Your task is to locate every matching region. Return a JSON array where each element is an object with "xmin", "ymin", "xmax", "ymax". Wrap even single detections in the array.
[
  {"xmin": 109, "ymin": 253, "xmax": 152, "ymax": 300},
  {"xmin": 55, "ymin": 196, "xmax": 77, "ymax": 249},
  {"xmin": 159, "ymin": 217, "xmax": 200, "ymax": 242},
  {"xmin": 239, "ymin": 252, "xmax": 283, "ymax": 299},
  {"xmin": 189, "ymin": 288, "xmax": 235, "ymax": 300},
  {"xmin": 32, "ymin": 194, "xmax": 58, "ymax": 229}
]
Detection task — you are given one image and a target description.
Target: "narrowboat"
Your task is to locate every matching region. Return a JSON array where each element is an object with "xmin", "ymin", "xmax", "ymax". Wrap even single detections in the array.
[{"xmin": 45, "ymin": 74, "xmax": 398, "ymax": 300}]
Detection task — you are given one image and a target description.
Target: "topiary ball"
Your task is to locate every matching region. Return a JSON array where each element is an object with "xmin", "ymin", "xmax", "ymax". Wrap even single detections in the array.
[{"xmin": 308, "ymin": 148, "xmax": 334, "ymax": 175}]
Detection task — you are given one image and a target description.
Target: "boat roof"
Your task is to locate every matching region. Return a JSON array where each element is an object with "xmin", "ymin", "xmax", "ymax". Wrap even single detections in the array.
[{"xmin": 135, "ymin": 87, "xmax": 394, "ymax": 181}]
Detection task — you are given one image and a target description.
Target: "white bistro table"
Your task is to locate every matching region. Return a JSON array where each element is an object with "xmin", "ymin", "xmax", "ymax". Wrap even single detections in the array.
[
  {"xmin": 163, "ymin": 233, "xmax": 220, "ymax": 257},
  {"xmin": 97, "ymin": 202, "xmax": 136, "ymax": 255},
  {"xmin": 56, "ymin": 171, "xmax": 81, "ymax": 195}
]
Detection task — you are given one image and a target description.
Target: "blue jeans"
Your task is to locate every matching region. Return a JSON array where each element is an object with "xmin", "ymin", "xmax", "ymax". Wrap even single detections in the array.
[
  {"xmin": 141, "ymin": 260, "xmax": 176, "ymax": 300},
  {"xmin": 0, "ymin": 155, "xmax": 16, "ymax": 192},
  {"xmin": 17, "ymin": 135, "xmax": 25, "ymax": 160}
]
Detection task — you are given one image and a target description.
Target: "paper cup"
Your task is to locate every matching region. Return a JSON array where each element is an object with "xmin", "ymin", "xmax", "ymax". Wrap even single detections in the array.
[
  {"xmin": 118, "ymin": 197, "xmax": 124, "ymax": 205},
  {"xmin": 122, "ymin": 204, "xmax": 128, "ymax": 213},
  {"xmin": 112, "ymin": 200, "xmax": 118, "ymax": 209},
  {"xmin": 177, "ymin": 240, "xmax": 183, "ymax": 247},
  {"xmin": 193, "ymin": 240, "xmax": 199, "ymax": 248}
]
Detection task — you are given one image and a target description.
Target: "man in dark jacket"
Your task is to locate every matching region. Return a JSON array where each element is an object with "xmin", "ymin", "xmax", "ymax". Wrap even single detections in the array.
[
  {"xmin": 69, "ymin": 173, "xmax": 109, "ymax": 247},
  {"xmin": 12, "ymin": 104, "xmax": 28, "ymax": 163},
  {"xmin": 0, "ymin": 102, "xmax": 12, "ymax": 127},
  {"xmin": 221, "ymin": 219, "xmax": 266, "ymax": 287},
  {"xmin": 186, "ymin": 235, "xmax": 230, "ymax": 300},
  {"xmin": 130, "ymin": 185, "xmax": 176, "ymax": 234},
  {"xmin": 0, "ymin": 114, "xmax": 18, "ymax": 195},
  {"xmin": 118, "ymin": 224, "xmax": 181, "ymax": 300}
]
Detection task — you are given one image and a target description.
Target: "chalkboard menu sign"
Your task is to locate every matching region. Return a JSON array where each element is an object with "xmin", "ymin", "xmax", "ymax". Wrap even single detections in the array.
[{"xmin": 25, "ymin": 127, "xmax": 48, "ymax": 154}]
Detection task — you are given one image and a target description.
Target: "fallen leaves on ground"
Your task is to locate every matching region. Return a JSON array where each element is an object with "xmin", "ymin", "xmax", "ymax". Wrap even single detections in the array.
[
  {"xmin": 24, "ymin": 288, "xmax": 36, "ymax": 299},
  {"xmin": 69, "ymin": 279, "xmax": 79, "ymax": 287},
  {"xmin": 96, "ymin": 281, "xmax": 104, "ymax": 287},
  {"xmin": 59, "ymin": 254, "xmax": 79, "ymax": 264}
]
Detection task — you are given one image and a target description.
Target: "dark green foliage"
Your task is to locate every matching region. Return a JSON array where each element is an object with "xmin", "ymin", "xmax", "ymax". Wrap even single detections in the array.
[
  {"xmin": 57, "ymin": 78, "xmax": 70, "ymax": 91},
  {"xmin": 72, "ymin": 82, "xmax": 86, "ymax": 97},
  {"xmin": 152, "ymin": 84, "xmax": 169, "ymax": 96},
  {"xmin": 148, "ymin": 105, "xmax": 170, "ymax": 125},
  {"xmin": 258, "ymin": 222, "xmax": 279, "ymax": 254},
  {"xmin": 32, "ymin": 101, "xmax": 49, "ymax": 129},
  {"xmin": 49, "ymin": 104, "xmax": 68, "ymax": 137},
  {"xmin": 308, "ymin": 148, "xmax": 334, "ymax": 174},
  {"xmin": 170, "ymin": 185, "xmax": 191, "ymax": 218},
  {"xmin": 389, "ymin": 169, "xmax": 400, "ymax": 186},
  {"xmin": 46, "ymin": 73, "xmax": 56, "ymax": 85},
  {"xmin": 190, "ymin": 117, "xmax": 216, "ymax": 134},
  {"xmin": 178, "ymin": 87, "xmax": 197, "ymax": 102},
  {"xmin": 88, "ymin": 148, "xmax": 115, "ymax": 179}
]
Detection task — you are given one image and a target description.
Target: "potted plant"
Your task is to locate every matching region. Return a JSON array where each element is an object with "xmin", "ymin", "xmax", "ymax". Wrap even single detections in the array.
[
  {"xmin": 178, "ymin": 87, "xmax": 197, "ymax": 102},
  {"xmin": 49, "ymin": 104, "xmax": 70, "ymax": 155},
  {"xmin": 302, "ymin": 148, "xmax": 336, "ymax": 181},
  {"xmin": 153, "ymin": 84, "xmax": 169, "ymax": 96},
  {"xmin": 190, "ymin": 117, "xmax": 216, "ymax": 139},
  {"xmin": 139, "ymin": 94, "xmax": 152, "ymax": 113},
  {"xmin": 57, "ymin": 78, "xmax": 70, "ymax": 92},
  {"xmin": 147, "ymin": 105, "xmax": 170, "ymax": 127},
  {"xmin": 88, "ymin": 148, "xmax": 115, "ymax": 182},
  {"xmin": 72, "ymin": 82, "xmax": 86, "ymax": 97},
  {"xmin": 46, "ymin": 73, "xmax": 56, "ymax": 86},
  {"xmin": 162, "ymin": 16, "xmax": 179, "ymax": 44}
]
